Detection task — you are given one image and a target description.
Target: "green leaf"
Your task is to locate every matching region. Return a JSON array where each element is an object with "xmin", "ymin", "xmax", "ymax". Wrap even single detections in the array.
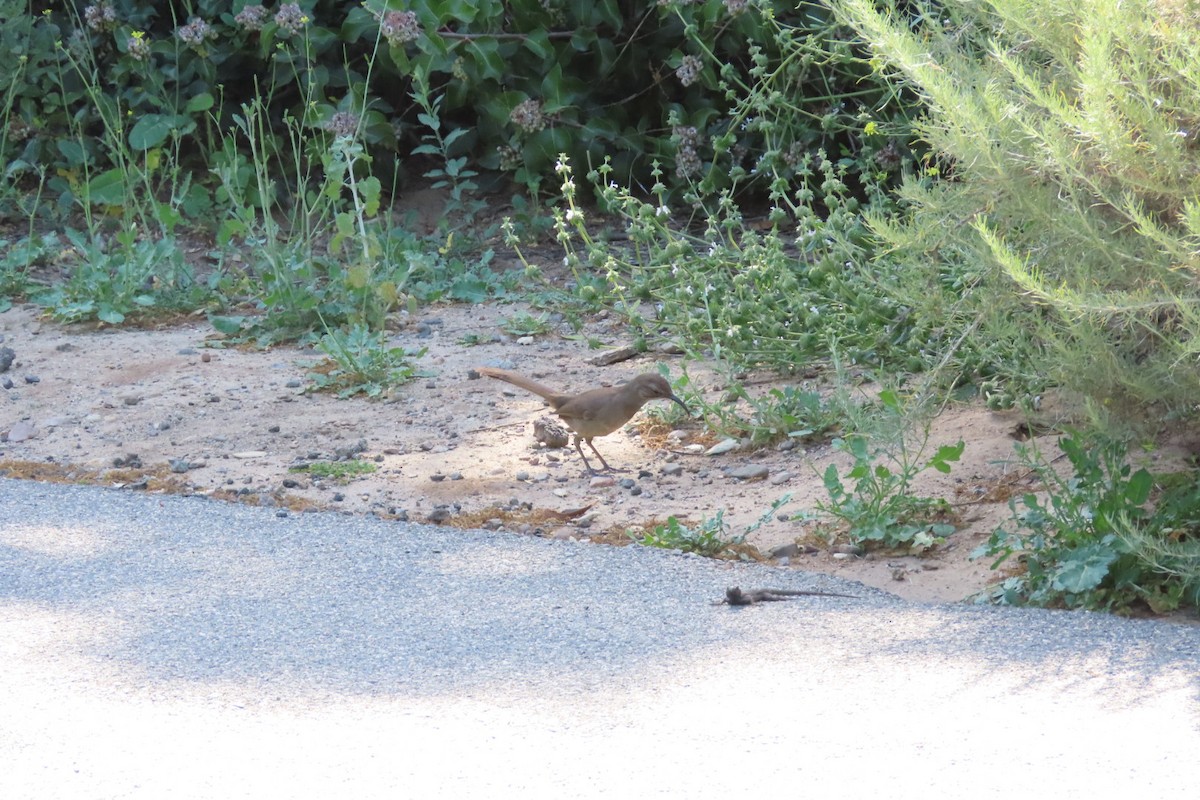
[
  {"xmin": 98, "ymin": 306, "xmax": 126, "ymax": 325},
  {"xmin": 1051, "ymin": 544, "xmax": 1118, "ymax": 593},
  {"xmin": 208, "ymin": 315, "xmax": 247, "ymax": 334},
  {"xmin": 523, "ymin": 29, "xmax": 553, "ymax": 61},
  {"xmin": 83, "ymin": 169, "xmax": 126, "ymax": 206},
  {"xmin": 1126, "ymin": 468, "xmax": 1153, "ymax": 505},
  {"xmin": 129, "ymin": 113, "xmax": 175, "ymax": 150},
  {"xmin": 184, "ymin": 92, "xmax": 214, "ymax": 113}
]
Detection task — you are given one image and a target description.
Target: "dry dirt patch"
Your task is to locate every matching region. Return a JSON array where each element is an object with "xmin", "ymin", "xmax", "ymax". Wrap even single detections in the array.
[{"xmin": 1, "ymin": 303, "xmax": 1045, "ymax": 603}]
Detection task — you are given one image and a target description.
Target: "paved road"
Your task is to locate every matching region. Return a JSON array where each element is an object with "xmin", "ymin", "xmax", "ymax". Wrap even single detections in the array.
[{"xmin": 1, "ymin": 478, "xmax": 1198, "ymax": 798}]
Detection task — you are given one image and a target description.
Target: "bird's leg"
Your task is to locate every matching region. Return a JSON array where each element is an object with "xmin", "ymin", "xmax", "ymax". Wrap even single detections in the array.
[
  {"xmin": 584, "ymin": 437, "xmax": 624, "ymax": 472},
  {"xmin": 573, "ymin": 436, "xmax": 601, "ymax": 475}
]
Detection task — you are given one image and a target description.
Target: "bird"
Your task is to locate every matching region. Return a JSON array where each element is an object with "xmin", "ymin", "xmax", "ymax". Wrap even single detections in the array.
[{"xmin": 476, "ymin": 367, "xmax": 689, "ymax": 474}]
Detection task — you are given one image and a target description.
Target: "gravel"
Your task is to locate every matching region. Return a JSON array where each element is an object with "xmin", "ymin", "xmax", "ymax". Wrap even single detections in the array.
[{"xmin": 1, "ymin": 477, "xmax": 1198, "ymax": 798}]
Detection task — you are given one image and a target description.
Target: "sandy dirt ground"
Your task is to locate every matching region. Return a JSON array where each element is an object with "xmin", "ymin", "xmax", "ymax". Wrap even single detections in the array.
[{"xmin": 0, "ymin": 300, "xmax": 1068, "ymax": 604}]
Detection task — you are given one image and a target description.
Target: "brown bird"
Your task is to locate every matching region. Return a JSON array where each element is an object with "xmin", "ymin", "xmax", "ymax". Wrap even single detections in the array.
[{"xmin": 476, "ymin": 367, "xmax": 689, "ymax": 474}]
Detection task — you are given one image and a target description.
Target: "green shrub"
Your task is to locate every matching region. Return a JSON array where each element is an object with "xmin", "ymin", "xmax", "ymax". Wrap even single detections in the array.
[
  {"xmin": 978, "ymin": 433, "xmax": 1200, "ymax": 614},
  {"xmin": 831, "ymin": 0, "xmax": 1200, "ymax": 418}
]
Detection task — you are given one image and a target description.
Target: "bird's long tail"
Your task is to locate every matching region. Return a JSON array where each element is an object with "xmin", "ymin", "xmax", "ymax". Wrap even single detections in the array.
[{"xmin": 476, "ymin": 367, "xmax": 567, "ymax": 405}]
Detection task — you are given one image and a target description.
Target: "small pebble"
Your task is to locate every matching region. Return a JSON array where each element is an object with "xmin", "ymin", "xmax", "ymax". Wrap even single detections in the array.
[
  {"xmin": 449, "ymin": 472, "xmax": 464, "ymax": 481},
  {"xmin": 515, "ymin": 470, "xmax": 531, "ymax": 481},
  {"xmin": 726, "ymin": 464, "xmax": 769, "ymax": 481},
  {"xmin": 589, "ymin": 476, "xmax": 615, "ymax": 489},
  {"xmin": 24, "ymin": 375, "xmax": 40, "ymax": 384},
  {"xmin": 430, "ymin": 473, "xmax": 446, "ymax": 482},
  {"xmin": 705, "ymin": 438, "xmax": 740, "ymax": 456},
  {"xmin": 618, "ymin": 478, "xmax": 636, "ymax": 489},
  {"xmin": 286, "ymin": 378, "xmax": 302, "ymax": 388}
]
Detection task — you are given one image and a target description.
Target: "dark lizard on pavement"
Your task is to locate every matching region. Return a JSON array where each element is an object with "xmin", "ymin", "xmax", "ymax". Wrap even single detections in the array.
[{"xmin": 714, "ymin": 586, "xmax": 858, "ymax": 605}]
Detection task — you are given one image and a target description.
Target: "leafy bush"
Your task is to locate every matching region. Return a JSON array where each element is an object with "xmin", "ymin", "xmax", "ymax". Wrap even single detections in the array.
[
  {"xmin": 831, "ymin": 0, "xmax": 1200, "ymax": 417},
  {"xmin": 815, "ymin": 390, "xmax": 962, "ymax": 550},
  {"xmin": 3, "ymin": 0, "xmax": 915, "ymax": 216},
  {"xmin": 978, "ymin": 433, "xmax": 1200, "ymax": 614}
]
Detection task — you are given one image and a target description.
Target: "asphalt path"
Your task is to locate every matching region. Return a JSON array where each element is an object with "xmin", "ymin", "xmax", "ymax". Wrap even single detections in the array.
[{"xmin": 2, "ymin": 477, "xmax": 1198, "ymax": 798}]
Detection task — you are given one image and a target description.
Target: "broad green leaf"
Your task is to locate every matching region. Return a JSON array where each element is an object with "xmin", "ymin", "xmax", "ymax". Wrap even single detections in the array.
[
  {"xmin": 129, "ymin": 113, "xmax": 175, "ymax": 150},
  {"xmin": 1126, "ymin": 468, "xmax": 1153, "ymax": 505},
  {"xmin": 208, "ymin": 315, "xmax": 247, "ymax": 334},
  {"xmin": 98, "ymin": 306, "xmax": 126, "ymax": 325},
  {"xmin": 1051, "ymin": 544, "xmax": 1118, "ymax": 593},
  {"xmin": 83, "ymin": 168, "xmax": 126, "ymax": 206},
  {"xmin": 185, "ymin": 92, "xmax": 214, "ymax": 113}
]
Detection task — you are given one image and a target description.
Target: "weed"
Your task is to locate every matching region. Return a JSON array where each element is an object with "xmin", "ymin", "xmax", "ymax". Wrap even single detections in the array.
[
  {"xmin": 37, "ymin": 230, "xmax": 209, "ymax": 325},
  {"xmin": 307, "ymin": 325, "xmax": 424, "ymax": 399},
  {"xmin": 635, "ymin": 512, "xmax": 743, "ymax": 557},
  {"xmin": 814, "ymin": 390, "xmax": 962, "ymax": 551},
  {"xmin": 501, "ymin": 311, "xmax": 552, "ymax": 338},
  {"xmin": 289, "ymin": 459, "xmax": 378, "ymax": 483},
  {"xmin": 976, "ymin": 433, "xmax": 1200, "ymax": 613},
  {"xmin": 633, "ymin": 496, "xmax": 788, "ymax": 558}
]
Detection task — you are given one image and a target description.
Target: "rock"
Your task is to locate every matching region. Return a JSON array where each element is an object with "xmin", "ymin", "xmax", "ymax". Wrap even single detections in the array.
[
  {"xmin": 661, "ymin": 462, "xmax": 684, "ymax": 477},
  {"xmin": 268, "ymin": 425, "xmax": 280, "ymax": 433},
  {"xmin": 200, "ymin": 352, "xmax": 211, "ymax": 363},
  {"xmin": 769, "ymin": 471, "xmax": 792, "ymax": 485},
  {"xmin": 23, "ymin": 374, "xmax": 39, "ymax": 384},
  {"xmin": 232, "ymin": 451, "xmax": 268, "ymax": 459},
  {"xmin": 282, "ymin": 478, "xmax": 302, "ymax": 489},
  {"xmin": 516, "ymin": 336, "xmax": 535, "ymax": 345},
  {"xmin": 332, "ymin": 492, "xmax": 345, "ymax": 502},
  {"xmin": 630, "ymin": 485, "xmax": 643, "ymax": 496},
  {"xmin": 430, "ymin": 473, "xmax": 446, "ymax": 482},
  {"xmin": 177, "ymin": 347, "xmax": 198, "ymax": 355},
  {"xmin": 705, "ymin": 438, "xmax": 740, "ymax": 456},
  {"xmin": 449, "ymin": 472, "xmax": 464, "ymax": 481},
  {"xmin": 6, "ymin": 420, "xmax": 35, "ymax": 442},
  {"xmin": 588, "ymin": 345, "xmax": 639, "ymax": 366},
  {"xmin": 618, "ymin": 478, "xmax": 636, "ymax": 489},
  {"xmin": 426, "ymin": 506, "xmax": 451, "ymax": 523},
  {"xmin": 122, "ymin": 395, "xmax": 142, "ymax": 406},
  {"xmin": 168, "ymin": 458, "xmax": 191, "ymax": 473},
  {"xmin": 482, "ymin": 518, "xmax": 503, "ymax": 530},
  {"xmin": 550, "ymin": 527, "xmax": 575, "ymax": 540},
  {"xmin": 113, "ymin": 453, "xmax": 142, "ymax": 469},
  {"xmin": 0, "ymin": 346, "xmax": 13, "ymax": 372},
  {"xmin": 285, "ymin": 378, "xmax": 302, "ymax": 388},
  {"xmin": 275, "ymin": 510, "xmax": 288, "ymax": 518},
  {"xmin": 533, "ymin": 417, "xmax": 570, "ymax": 448},
  {"xmin": 833, "ymin": 543, "xmax": 864, "ymax": 556},
  {"xmin": 776, "ymin": 438, "xmax": 797, "ymax": 452},
  {"xmin": 683, "ymin": 444, "xmax": 706, "ymax": 454},
  {"xmin": 1, "ymin": 377, "xmax": 12, "ymax": 390},
  {"xmin": 515, "ymin": 470, "xmax": 531, "ymax": 482},
  {"xmin": 589, "ymin": 476, "xmax": 615, "ymax": 489},
  {"xmin": 769, "ymin": 543, "xmax": 802, "ymax": 559},
  {"xmin": 726, "ymin": 464, "xmax": 769, "ymax": 481}
]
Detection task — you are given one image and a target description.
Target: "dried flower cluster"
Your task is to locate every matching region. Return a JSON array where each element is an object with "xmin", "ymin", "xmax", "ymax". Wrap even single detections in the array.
[
  {"xmin": 672, "ymin": 125, "xmax": 702, "ymax": 178},
  {"xmin": 83, "ymin": 2, "xmax": 116, "ymax": 32},
  {"xmin": 177, "ymin": 17, "xmax": 216, "ymax": 49},
  {"xmin": 675, "ymin": 55, "xmax": 703, "ymax": 87},
  {"xmin": 510, "ymin": 99, "xmax": 546, "ymax": 133},
  {"xmin": 380, "ymin": 10, "xmax": 421, "ymax": 46},
  {"xmin": 274, "ymin": 3, "xmax": 307, "ymax": 36},
  {"xmin": 324, "ymin": 111, "xmax": 361, "ymax": 138},
  {"xmin": 234, "ymin": 5, "xmax": 269, "ymax": 32},
  {"xmin": 125, "ymin": 31, "xmax": 150, "ymax": 62}
]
